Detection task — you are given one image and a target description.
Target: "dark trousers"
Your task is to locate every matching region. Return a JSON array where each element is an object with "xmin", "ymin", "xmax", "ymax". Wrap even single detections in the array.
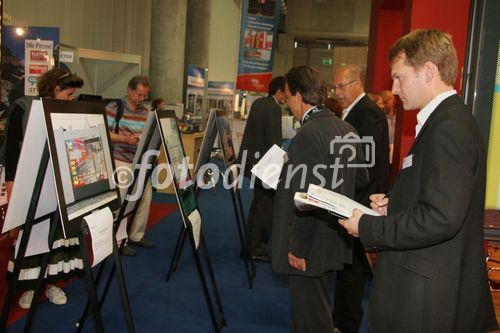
[
  {"xmin": 245, "ymin": 184, "xmax": 274, "ymax": 255},
  {"xmin": 289, "ymin": 272, "xmax": 334, "ymax": 333},
  {"xmin": 333, "ymin": 238, "xmax": 369, "ymax": 333}
]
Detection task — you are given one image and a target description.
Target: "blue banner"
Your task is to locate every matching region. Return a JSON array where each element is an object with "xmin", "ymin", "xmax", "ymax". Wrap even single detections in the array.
[{"xmin": 236, "ymin": 0, "xmax": 280, "ymax": 93}]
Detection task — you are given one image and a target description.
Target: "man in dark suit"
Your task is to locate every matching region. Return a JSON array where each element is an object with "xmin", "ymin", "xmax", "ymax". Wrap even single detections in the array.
[
  {"xmin": 339, "ymin": 29, "xmax": 497, "ymax": 332},
  {"xmin": 238, "ymin": 76, "xmax": 285, "ymax": 262},
  {"xmin": 332, "ymin": 65, "xmax": 390, "ymax": 333},
  {"xmin": 272, "ymin": 65, "xmax": 368, "ymax": 332}
]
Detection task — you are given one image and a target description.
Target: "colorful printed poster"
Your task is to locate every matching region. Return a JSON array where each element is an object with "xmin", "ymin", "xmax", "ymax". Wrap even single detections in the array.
[
  {"xmin": 65, "ymin": 136, "xmax": 109, "ymax": 189},
  {"xmin": 236, "ymin": 0, "xmax": 280, "ymax": 93},
  {"xmin": 25, "ymin": 39, "xmax": 53, "ymax": 96}
]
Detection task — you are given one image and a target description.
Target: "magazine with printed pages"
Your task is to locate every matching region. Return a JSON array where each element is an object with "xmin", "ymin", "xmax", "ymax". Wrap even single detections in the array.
[{"xmin": 294, "ymin": 184, "xmax": 381, "ymax": 219}]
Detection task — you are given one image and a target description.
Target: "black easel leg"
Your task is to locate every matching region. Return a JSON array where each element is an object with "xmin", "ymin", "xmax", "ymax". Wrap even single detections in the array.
[
  {"xmin": 78, "ymin": 231, "xmax": 105, "ymax": 333},
  {"xmin": 235, "ymin": 189, "xmax": 247, "ymax": 228},
  {"xmin": 188, "ymin": 227, "xmax": 221, "ymax": 333},
  {"xmin": 0, "ymin": 228, "xmax": 31, "ymax": 330},
  {"xmin": 111, "ymin": 238, "xmax": 136, "ymax": 333},
  {"xmin": 76, "ymin": 255, "xmax": 108, "ymax": 332},
  {"xmin": 166, "ymin": 223, "xmax": 187, "ymax": 281},
  {"xmin": 236, "ymin": 188, "xmax": 256, "ymax": 279},
  {"xmin": 230, "ymin": 189, "xmax": 255, "ymax": 288},
  {"xmin": 0, "ymin": 144, "xmax": 50, "ymax": 331},
  {"xmin": 200, "ymin": 232, "xmax": 226, "ymax": 328},
  {"xmin": 23, "ymin": 213, "xmax": 60, "ymax": 333}
]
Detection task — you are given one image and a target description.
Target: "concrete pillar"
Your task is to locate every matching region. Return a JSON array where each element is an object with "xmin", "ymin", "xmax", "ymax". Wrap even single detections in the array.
[
  {"xmin": 149, "ymin": 0, "xmax": 187, "ymax": 103},
  {"xmin": 185, "ymin": 0, "xmax": 211, "ymax": 69}
]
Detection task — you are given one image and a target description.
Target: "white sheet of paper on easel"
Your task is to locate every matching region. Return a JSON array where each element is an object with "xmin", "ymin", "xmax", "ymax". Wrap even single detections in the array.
[
  {"xmin": 188, "ymin": 209, "xmax": 202, "ymax": 249},
  {"xmin": 83, "ymin": 207, "xmax": 113, "ymax": 267},
  {"xmin": 15, "ymin": 219, "xmax": 51, "ymax": 258}
]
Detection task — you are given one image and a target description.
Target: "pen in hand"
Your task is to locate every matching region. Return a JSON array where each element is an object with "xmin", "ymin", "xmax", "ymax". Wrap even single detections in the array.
[{"xmin": 369, "ymin": 193, "xmax": 389, "ymax": 216}]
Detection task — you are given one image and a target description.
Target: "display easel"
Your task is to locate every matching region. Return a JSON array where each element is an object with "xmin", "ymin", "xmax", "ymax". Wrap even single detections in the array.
[
  {"xmin": 0, "ymin": 144, "xmax": 60, "ymax": 332},
  {"xmin": 75, "ymin": 112, "xmax": 161, "ymax": 331},
  {"xmin": 0, "ymin": 99, "xmax": 136, "ymax": 332},
  {"xmin": 158, "ymin": 110, "xmax": 225, "ymax": 332},
  {"xmin": 0, "ymin": 148, "xmax": 131, "ymax": 333},
  {"xmin": 166, "ymin": 110, "xmax": 255, "ymax": 289}
]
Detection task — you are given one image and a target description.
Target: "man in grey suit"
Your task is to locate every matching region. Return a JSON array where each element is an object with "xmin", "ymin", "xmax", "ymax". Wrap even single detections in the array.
[
  {"xmin": 272, "ymin": 65, "xmax": 368, "ymax": 332},
  {"xmin": 332, "ymin": 64, "xmax": 390, "ymax": 333},
  {"xmin": 339, "ymin": 29, "xmax": 497, "ymax": 332},
  {"xmin": 238, "ymin": 76, "xmax": 285, "ymax": 262}
]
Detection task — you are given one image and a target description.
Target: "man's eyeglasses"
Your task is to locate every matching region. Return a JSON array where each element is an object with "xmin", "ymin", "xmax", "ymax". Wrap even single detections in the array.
[{"xmin": 331, "ymin": 79, "xmax": 359, "ymax": 92}]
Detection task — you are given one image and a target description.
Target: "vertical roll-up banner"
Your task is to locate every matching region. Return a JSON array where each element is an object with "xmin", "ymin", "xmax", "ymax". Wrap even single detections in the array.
[
  {"xmin": 236, "ymin": 0, "xmax": 281, "ymax": 93},
  {"xmin": 485, "ymin": 41, "xmax": 500, "ymax": 209}
]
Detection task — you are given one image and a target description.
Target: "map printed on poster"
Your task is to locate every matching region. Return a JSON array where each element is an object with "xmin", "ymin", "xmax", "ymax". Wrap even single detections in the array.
[{"xmin": 25, "ymin": 39, "xmax": 53, "ymax": 96}]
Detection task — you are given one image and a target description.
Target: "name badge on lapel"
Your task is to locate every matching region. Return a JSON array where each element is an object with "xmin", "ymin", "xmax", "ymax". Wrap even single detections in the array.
[{"xmin": 402, "ymin": 154, "xmax": 414, "ymax": 169}]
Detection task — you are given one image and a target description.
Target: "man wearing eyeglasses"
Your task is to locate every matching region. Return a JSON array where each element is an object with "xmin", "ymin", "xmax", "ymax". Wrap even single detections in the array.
[{"xmin": 332, "ymin": 65, "xmax": 390, "ymax": 333}]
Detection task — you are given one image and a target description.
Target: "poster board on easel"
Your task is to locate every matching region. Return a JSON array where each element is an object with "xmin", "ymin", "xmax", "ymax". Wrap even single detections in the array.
[
  {"xmin": 0, "ymin": 99, "xmax": 60, "ymax": 331},
  {"xmin": 0, "ymin": 99, "xmax": 132, "ymax": 332},
  {"xmin": 42, "ymin": 99, "xmax": 121, "ymax": 238},
  {"xmin": 187, "ymin": 109, "xmax": 255, "ymax": 288},
  {"xmin": 75, "ymin": 110, "xmax": 161, "ymax": 331},
  {"xmin": 42, "ymin": 98, "xmax": 133, "ymax": 332},
  {"xmin": 155, "ymin": 109, "xmax": 225, "ymax": 332},
  {"xmin": 122, "ymin": 111, "xmax": 161, "ymax": 217}
]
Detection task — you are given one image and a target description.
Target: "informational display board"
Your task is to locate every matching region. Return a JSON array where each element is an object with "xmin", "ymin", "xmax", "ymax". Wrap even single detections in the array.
[
  {"xmin": 122, "ymin": 111, "xmax": 161, "ymax": 216},
  {"xmin": 43, "ymin": 99, "xmax": 120, "ymax": 237},
  {"xmin": 215, "ymin": 110, "xmax": 237, "ymax": 166},
  {"xmin": 194, "ymin": 109, "xmax": 218, "ymax": 176},
  {"xmin": 156, "ymin": 110, "xmax": 197, "ymax": 218}
]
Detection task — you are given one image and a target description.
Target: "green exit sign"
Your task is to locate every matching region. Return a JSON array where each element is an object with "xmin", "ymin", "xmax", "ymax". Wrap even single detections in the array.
[{"xmin": 322, "ymin": 57, "xmax": 332, "ymax": 66}]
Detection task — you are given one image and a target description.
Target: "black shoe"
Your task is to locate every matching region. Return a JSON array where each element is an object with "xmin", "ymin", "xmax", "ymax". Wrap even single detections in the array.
[
  {"xmin": 128, "ymin": 238, "xmax": 155, "ymax": 248},
  {"xmin": 121, "ymin": 246, "xmax": 136, "ymax": 257},
  {"xmin": 250, "ymin": 253, "xmax": 271, "ymax": 263}
]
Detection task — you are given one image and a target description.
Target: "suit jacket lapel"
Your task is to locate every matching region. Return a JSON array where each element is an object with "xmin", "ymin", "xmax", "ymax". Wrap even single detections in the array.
[
  {"xmin": 407, "ymin": 94, "xmax": 460, "ymax": 155},
  {"xmin": 344, "ymin": 95, "xmax": 367, "ymax": 123}
]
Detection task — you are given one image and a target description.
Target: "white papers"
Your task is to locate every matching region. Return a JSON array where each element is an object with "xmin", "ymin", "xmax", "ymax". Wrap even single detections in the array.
[
  {"xmin": 188, "ymin": 209, "xmax": 202, "ymax": 249},
  {"xmin": 15, "ymin": 219, "xmax": 51, "ymax": 258},
  {"xmin": 83, "ymin": 207, "xmax": 113, "ymax": 267},
  {"xmin": 294, "ymin": 184, "xmax": 381, "ymax": 218},
  {"xmin": 116, "ymin": 217, "xmax": 128, "ymax": 242},
  {"xmin": 250, "ymin": 144, "xmax": 287, "ymax": 190}
]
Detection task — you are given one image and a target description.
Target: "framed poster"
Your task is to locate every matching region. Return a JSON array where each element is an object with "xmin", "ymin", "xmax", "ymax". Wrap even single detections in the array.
[
  {"xmin": 194, "ymin": 109, "xmax": 218, "ymax": 176},
  {"xmin": 156, "ymin": 110, "xmax": 197, "ymax": 219},
  {"xmin": 215, "ymin": 111, "xmax": 237, "ymax": 167},
  {"xmin": 43, "ymin": 99, "xmax": 120, "ymax": 237},
  {"xmin": 122, "ymin": 111, "xmax": 161, "ymax": 216}
]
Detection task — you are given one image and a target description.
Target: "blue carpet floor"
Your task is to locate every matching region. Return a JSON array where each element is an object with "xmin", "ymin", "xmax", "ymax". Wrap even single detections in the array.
[{"xmin": 6, "ymin": 179, "xmax": 370, "ymax": 332}]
